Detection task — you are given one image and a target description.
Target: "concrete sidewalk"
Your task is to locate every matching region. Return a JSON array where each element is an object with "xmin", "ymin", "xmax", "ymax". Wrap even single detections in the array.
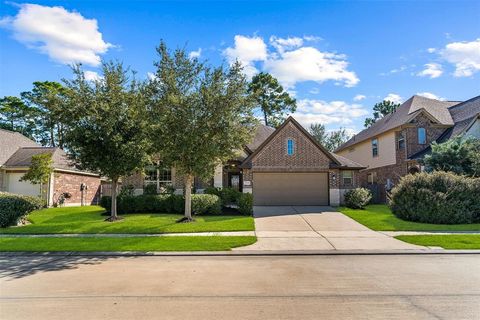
[{"xmin": 236, "ymin": 206, "xmax": 423, "ymax": 251}]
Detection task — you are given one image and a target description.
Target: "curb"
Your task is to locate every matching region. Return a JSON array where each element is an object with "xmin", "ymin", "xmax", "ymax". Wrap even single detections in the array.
[{"xmin": 1, "ymin": 249, "xmax": 479, "ymax": 257}]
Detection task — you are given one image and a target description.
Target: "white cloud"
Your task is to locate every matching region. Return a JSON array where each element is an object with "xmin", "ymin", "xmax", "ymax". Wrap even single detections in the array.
[
  {"xmin": 223, "ymin": 35, "xmax": 268, "ymax": 78},
  {"xmin": 303, "ymin": 35, "xmax": 322, "ymax": 42},
  {"xmin": 84, "ymin": 71, "xmax": 102, "ymax": 81},
  {"xmin": 292, "ymin": 99, "xmax": 369, "ymax": 128},
  {"xmin": 189, "ymin": 48, "xmax": 202, "ymax": 59},
  {"xmin": 416, "ymin": 92, "xmax": 445, "ymax": 101},
  {"xmin": 147, "ymin": 72, "xmax": 157, "ymax": 81},
  {"xmin": 353, "ymin": 94, "xmax": 366, "ymax": 101},
  {"xmin": 427, "ymin": 48, "xmax": 436, "ymax": 53},
  {"xmin": 440, "ymin": 38, "xmax": 480, "ymax": 77},
  {"xmin": 0, "ymin": 3, "xmax": 112, "ymax": 66},
  {"xmin": 384, "ymin": 93, "xmax": 403, "ymax": 104},
  {"xmin": 416, "ymin": 63, "xmax": 443, "ymax": 78},
  {"xmin": 269, "ymin": 36, "xmax": 303, "ymax": 53},
  {"xmin": 264, "ymin": 47, "xmax": 359, "ymax": 88},
  {"xmin": 224, "ymin": 34, "xmax": 358, "ymax": 87}
]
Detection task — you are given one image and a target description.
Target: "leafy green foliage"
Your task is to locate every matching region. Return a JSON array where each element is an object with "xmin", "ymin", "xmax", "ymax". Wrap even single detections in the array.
[
  {"xmin": 344, "ymin": 188, "xmax": 372, "ymax": 209},
  {"xmin": 238, "ymin": 193, "xmax": 253, "ymax": 216},
  {"xmin": 364, "ymin": 100, "xmax": 400, "ymax": 128},
  {"xmin": 21, "ymin": 81, "xmax": 69, "ymax": 147},
  {"xmin": 143, "ymin": 184, "xmax": 158, "ymax": 195},
  {"xmin": 309, "ymin": 123, "xmax": 351, "ymax": 151},
  {"xmin": 0, "ymin": 192, "xmax": 44, "ymax": 227},
  {"xmin": 0, "ymin": 96, "xmax": 37, "ymax": 138},
  {"xmin": 422, "ymin": 136, "xmax": 480, "ymax": 177},
  {"xmin": 248, "ymin": 72, "xmax": 296, "ymax": 127},
  {"xmin": 205, "ymin": 187, "xmax": 241, "ymax": 206},
  {"xmin": 149, "ymin": 41, "xmax": 257, "ymax": 219},
  {"xmin": 62, "ymin": 62, "xmax": 152, "ymax": 219},
  {"xmin": 390, "ymin": 172, "xmax": 480, "ymax": 224},
  {"xmin": 99, "ymin": 194, "xmax": 222, "ymax": 215},
  {"xmin": 20, "ymin": 153, "xmax": 53, "ymax": 185}
]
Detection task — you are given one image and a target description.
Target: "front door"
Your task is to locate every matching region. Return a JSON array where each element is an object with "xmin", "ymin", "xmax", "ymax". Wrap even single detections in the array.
[{"xmin": 228, "ymin": 173, "xmax": 241, "ymax": 191}]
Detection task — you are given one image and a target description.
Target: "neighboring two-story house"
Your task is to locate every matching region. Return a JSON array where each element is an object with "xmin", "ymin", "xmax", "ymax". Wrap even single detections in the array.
[
  {"xmin": 124, "ymin": 117, "xmax": 365, "ymax": 206},
  {"xmin": 0, "ymin": 129, "xmax": 102, "ymax": 206},
  {"xmin": 336, "ymin": 95, "xmax": 480, "ymax": 202}
]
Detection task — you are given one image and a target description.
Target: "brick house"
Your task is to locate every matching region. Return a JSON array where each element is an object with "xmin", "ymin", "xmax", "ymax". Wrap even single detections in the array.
[
  {"xmin": 335, "ymin": 95, "xmax": 480, "ymax": 202},
  {"xmin": 124, "ymin": 117, "xmax": 365, "ymax": 206},
  {"xmin": 0, "ymin": 129, "xmax": 102, "ymax": 206}
]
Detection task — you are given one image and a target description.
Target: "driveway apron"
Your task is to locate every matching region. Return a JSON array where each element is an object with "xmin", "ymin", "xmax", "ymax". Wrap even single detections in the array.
[{"xmin": 237, "ymin": 206, "xmax": 423, "ymax": 251}]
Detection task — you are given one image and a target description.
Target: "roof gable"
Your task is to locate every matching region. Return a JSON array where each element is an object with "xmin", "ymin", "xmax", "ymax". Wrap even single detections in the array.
[{"xmin": 240, "ymin": 117, "xmax": 340, "ymax": 168}]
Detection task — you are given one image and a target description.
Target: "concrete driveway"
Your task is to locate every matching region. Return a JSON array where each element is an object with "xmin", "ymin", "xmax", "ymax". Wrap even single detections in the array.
[{"xmin": 237, "ymin": 206, "xmax": 422, "ymax": 251}]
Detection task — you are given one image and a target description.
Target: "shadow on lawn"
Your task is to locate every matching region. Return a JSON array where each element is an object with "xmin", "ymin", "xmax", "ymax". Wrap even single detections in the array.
[{"xmin": 0, "ymin": 253, "xmax": 130, "ymax": 280}]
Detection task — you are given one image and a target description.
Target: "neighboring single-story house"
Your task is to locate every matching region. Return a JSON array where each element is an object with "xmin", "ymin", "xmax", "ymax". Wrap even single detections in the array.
[
  {"xmin": 0, "ymin": 129, "xmax": 101, "ymax": 206},
  {"xmin": 124, "ymin": 117, "xmax": 365, "ymax": 206},
  {"xmin": 335, "ymin": 94, "xmax": 480, "ymax": 202}
]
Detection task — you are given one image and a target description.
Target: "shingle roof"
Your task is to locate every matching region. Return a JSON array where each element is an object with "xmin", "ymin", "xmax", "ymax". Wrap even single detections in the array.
[
  {"xmin": 0, "ymin": 129, "xmax": 39, "ymax": 166},
  {"xmin": 409, "ymin": 95, "xmax": 480, "ymax": 160},
  {"xmin": 245, "ymin": 124, "xmax": 276, "ymax": 152},
  {"xmin": 330, "ymin": 154, "xmax": 366, "ymax": 169},
  {"xmin": 336, "ymin": 95, "xmax": 460, "ymax": 152},
  {"xmin": 3, "ymin": 147, "xmax": 88, "ymax": 173}
]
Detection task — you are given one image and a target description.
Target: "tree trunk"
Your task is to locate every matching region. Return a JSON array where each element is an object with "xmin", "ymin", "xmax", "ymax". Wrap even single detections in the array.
[
  {"xmin": 180, "ymin": 174, "xmax": 194, "ymax": 222},
  {"xmin": 263, "ymin": 111, "xmax": 269, "ymax": 126},
  {"xmin": 106, "ymin": 178, "xmax": 121, "ymax": 222}
]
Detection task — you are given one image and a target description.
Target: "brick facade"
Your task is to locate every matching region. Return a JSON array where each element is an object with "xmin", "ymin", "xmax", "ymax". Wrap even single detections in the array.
[
  {"xmin": 53, "ymin": 171, "xmax": 101, "ymax": 205},
  {"xmin": 252, "ymin": 122, "xmax": 332, "ymax": 171},
  {"xmin": 405, "ymin": 113, "xmax": 447, "ymax": 158}
]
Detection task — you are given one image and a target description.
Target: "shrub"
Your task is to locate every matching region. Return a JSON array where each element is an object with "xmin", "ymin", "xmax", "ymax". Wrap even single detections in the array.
[
  {"xmin": 99, "ymin": 194, "xmax": 222, "ymax": 215},
  {"xmin": 191, "ymin": 194, "xmax": 222, "ymax": 215},
  {"xmin": 119, "ymin": 184, "xmax": 135, "ymax": 197},
  {"xmin": 344, "ymin": 188, "xmax": 372, "ymax": 209},
  {"xmin": 205, "ymin": 187, "xmax": 241, "ymax": 205},
  {"xmin": 143, "ymin": 184, "xmax": 157, "ymax": 195},
  {"xmin": 238, "ymin": 193, "xmax": 253, "ymax": 215},
  {"xmin": 0, "ymin": 192, "xmax": 44, "ymax": 227},
  {"xmin": 390, "ymin": 171, "xmax": 480, "ymax": 224}
]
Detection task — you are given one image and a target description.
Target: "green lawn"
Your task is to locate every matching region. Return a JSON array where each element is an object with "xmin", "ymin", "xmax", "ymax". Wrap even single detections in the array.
[
  {"xmin": 0, "ymin": 206, "xmax": 254, "ymax": 234},
  {"xmin": 395, "ymin": 235, "xmax": 480, "ymax": 249},
  {"xmin": 0, "ymin": 236, "xmax": 257, "ymax": 252},
  {"xmin": 339, "ymin": 205, "xmax": 480, "ymax": 231}
]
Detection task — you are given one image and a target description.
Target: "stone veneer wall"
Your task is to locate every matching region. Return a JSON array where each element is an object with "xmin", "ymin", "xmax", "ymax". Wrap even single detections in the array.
[{"xmin": 53, "ymin": 171, "xmax": 101, "ymax": 205}]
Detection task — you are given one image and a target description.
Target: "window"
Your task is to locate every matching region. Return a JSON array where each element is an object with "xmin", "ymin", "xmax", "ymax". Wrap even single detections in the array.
[
  {"xmin": 371, "ymin": 138, "xmax": 378, "ymax": 157},
  {"xmin": 287, "ymin": 139, "xmax": 294, "ymax": 155},
  {"xmin": 342, "ymin": 171, "xmax": 353, "ymax": 186},
  {"xmin": 144, "ymin": 162, "xmax": 172, "ymax": 190},
  {"xmin": 367, "ymin": 172, "xmax": 377, "ymax": 185},
  {"xmin": 418, "ymin": 128, "xmax": 426, "ymax": 144},
  {"xmin": 397, "ymin": 131, "xmax": 405, "ymax": 150}
]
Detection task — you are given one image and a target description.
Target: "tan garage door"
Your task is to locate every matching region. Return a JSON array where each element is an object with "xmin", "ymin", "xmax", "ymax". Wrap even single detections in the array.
[{"xmin": 253, "ymin": 172, "xmax": 329, "ymax": 206}]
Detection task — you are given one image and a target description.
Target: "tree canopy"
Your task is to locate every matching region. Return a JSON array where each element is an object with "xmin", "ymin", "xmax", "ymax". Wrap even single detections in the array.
[
  {"xmin": 0, "ymin": 96, "xmax": 36, "ymax": 138},
  {"xmin": 21, "ymin": 152, "xmax": 53, "ymax": 203},
  {"xmin": 63, "ymin": 62, "xmax": 153, "ymax": 220},
  {"xmin": 309, "ymin": 123, "xmax": 351, "ymax": 152},
  {"xmin": 248, "ymin": 72, "xmax": 296, "ymax": 127},
  {"xmin": 364, "ymin": 100, "xmax": 400, "ymax": 128},
  {"xmin": 149, "ymin": 41, "xmax": 257, "ymax": 220},
  {"xmin": 422, "ymin": 135, "xmax": 480, "ymax": 177}
]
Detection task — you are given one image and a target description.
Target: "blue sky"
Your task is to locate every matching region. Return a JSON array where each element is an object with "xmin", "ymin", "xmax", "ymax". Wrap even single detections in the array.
[{"xmin": 1, "ymin": 1, "xmax": 479, "ymax": 133}]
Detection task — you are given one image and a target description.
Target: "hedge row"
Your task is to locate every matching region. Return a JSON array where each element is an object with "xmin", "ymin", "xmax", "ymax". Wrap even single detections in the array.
[
  {"xmin": 0, "ymin": 192, "xmax": 44, "ymax": 227},
  {"xmin": 390, "ymin": 171, "xmax": 480, "ymax": 224},
  {"xmin": 100, "ymin": 194, "xmax": 222, "ymax": 215}
]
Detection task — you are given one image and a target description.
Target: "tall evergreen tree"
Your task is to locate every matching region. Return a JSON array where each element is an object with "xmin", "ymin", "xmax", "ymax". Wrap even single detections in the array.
[
  {"xmin": 248, "ymin": 72, "xmax": 296, "ymax": 127},
  {"xmin": 364, "ymin": 100, "xmax": 400, "ymax": 128}
]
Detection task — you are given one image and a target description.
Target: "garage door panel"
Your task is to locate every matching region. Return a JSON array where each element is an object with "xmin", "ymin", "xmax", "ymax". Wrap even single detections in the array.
[{"xmin": 253, "ymin": 173, "xmax": 328, "ymax": 206}]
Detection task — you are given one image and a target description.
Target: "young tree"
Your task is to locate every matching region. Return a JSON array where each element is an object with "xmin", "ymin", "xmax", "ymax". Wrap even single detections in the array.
[
  {"xmin": 0, "ymin": 96, "xmax": 36, "ymax": 138},
  {"xmin": 63, "ymin": 62, "xmax": 152, "ymax": 221},
  {"xmin": 422, "ymin": 136, "xmax": 480, "ymax": 177},
  {"xmin": 309, "ymin": 123, "xmax": 351, "ymax": 152},
  {"xmin": 150, "ymin": 42, "xmax": 257, "ymax": 222},
  {"xmin": 364, "ymin": 100, "xmax": 400, "ymax": 128},
  {"xmin": 21, "ymin": 153, "xmax": 53, "ymax": 203},
  {"xmin": 21, "ymin": 81, "xmax": 69, "ymax": 147},
  {"xmin": 248, "ymin": 72, "xmax": 296, "ymax": 127}
]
